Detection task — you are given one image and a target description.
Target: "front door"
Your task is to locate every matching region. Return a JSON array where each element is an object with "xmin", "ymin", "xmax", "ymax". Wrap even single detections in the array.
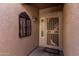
[{"xmin": 39, "ymin": 14, "xmax": 62, "ymax": 49}]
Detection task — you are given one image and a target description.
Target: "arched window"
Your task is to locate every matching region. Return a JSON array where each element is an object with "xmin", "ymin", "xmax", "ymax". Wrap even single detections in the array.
[{"xmin": 19, "ymin": 12, "xmax": 31, "ymax": 38}]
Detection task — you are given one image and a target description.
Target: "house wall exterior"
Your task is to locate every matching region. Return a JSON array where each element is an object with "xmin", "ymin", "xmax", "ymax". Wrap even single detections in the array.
[
  {"xmin": 63, "ymin": 4, "xmax": 79, "ymax": 56},
  {"xmin": 0, "ymin": 3, "xmax": 39, "ymax": 56}
]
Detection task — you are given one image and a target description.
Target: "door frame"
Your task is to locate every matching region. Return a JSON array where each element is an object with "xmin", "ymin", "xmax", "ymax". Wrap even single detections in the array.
[{"xmin": 39, "ymin": 12, "xmax": 63, "ymax": 50}]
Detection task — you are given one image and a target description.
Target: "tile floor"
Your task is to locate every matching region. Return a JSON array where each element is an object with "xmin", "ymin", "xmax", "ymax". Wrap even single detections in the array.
[{"xmin": 29, "ymin": 47, "xmax": 63, "ymax": 56}]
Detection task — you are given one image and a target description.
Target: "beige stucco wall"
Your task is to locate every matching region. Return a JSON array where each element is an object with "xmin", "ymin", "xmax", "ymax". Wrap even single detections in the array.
[
  {"xmin": 63, "ymin": 4, "xmax": 79, "ymax": 56},
  {"xmin": 0, "ymin": 3, "xmax": 39, "ymax": 56},
  {"xmin": 39, "ymin": 6, "xmax": 63, "ymax": 49},
  {"xmin": 39, "ymin": 5, "xmax": 63, "ymax": 18}
]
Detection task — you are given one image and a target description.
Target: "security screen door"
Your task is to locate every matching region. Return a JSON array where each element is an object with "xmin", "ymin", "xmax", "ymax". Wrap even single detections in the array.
[
  {"xmin": 47, "ymin": 17, "xmax": 59, "ymax": 46},
  {"xmin": 39, "ymin": 14, "xmax": 62, "ymax": 49}
]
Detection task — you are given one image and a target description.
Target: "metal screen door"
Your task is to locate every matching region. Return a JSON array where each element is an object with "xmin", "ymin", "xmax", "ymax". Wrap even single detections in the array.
[{"xmin": 47, "ymin": 17, "xmax": 59, "ymax": 47}]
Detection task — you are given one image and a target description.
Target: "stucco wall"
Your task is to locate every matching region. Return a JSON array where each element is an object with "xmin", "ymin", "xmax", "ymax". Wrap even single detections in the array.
[
  {"xmin": 0, "ymin": 3, "xmax": 39, "ymax": 56},
  {"xmin": 63, "ymin": 4, "xmax": 79, "ymax": 56}
]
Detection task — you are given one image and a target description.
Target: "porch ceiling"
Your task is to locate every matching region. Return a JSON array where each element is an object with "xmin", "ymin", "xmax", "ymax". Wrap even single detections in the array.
[{"xmin": 23, "ymin": 3, "xmax": 64, "ymax": 9}]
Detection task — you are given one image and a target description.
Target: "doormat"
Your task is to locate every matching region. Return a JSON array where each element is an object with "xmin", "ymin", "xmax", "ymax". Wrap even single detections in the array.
[{"xmin": 43, "ymin": 47, "xmax": 63, "ymax": 56}]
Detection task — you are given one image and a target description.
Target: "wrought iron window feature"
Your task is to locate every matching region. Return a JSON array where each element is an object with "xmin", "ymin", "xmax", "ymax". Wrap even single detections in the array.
[{"xmin": 19, "ymin": 12, "xmax": 31, "ymax": 38}]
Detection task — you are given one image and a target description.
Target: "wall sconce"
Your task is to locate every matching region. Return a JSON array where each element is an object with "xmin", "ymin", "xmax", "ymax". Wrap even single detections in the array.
[{"xmin": 32, "ymin": 17, "xmax": 37, "ymax": 22}]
